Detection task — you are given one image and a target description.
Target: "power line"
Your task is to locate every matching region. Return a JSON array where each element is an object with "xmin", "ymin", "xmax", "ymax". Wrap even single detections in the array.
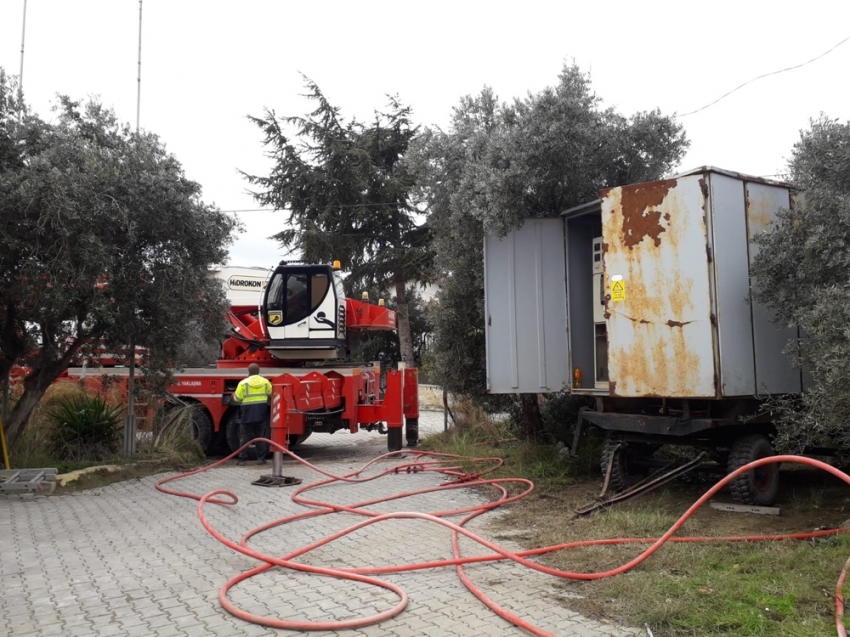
[
  {"xmin": 221, "ymin": 202, "xmax": 414, "ymax": 213},
  {"xmin": 680, "ymin": 34, "xmax": 850, "ymax": 117}
]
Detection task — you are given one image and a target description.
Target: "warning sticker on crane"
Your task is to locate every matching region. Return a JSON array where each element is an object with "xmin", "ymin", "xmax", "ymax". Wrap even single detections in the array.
[{"xmin": 610, "ymin": 276, "xmax": 625, "ymax": 302}]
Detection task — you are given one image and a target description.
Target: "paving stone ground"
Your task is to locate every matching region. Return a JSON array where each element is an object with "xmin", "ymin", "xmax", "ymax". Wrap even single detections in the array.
[{"xmin": 0, "ymin": 412, "xmax": 640, "ymax": 637}]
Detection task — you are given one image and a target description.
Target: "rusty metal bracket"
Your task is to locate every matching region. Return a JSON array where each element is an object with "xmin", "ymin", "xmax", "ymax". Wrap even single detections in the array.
[
  {"xmin": 570, "ymin": 408, "xmax": 586, "ymax": 457},
  {"xmin": 575, "ymin": 452, "xmax": 707, "ymax": 516}
]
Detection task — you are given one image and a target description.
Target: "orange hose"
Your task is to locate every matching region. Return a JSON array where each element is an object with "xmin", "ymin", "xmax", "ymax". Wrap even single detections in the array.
[{"xmin": 156, "ymin": 445, "xmax": 850, "ymax": 636}]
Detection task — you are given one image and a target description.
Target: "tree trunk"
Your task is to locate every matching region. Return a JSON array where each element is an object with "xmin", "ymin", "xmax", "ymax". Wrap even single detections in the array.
[
  {"xmin": 519, "ymin": 393, "xmax": 544, "ymax": 439},
  {"xmin": 394, "ymin": 277, "xmax": 416, "ymax": 367},
  {"xmin": 4, "ymin": 370, "xmax": 57, "ymax": 448},
  {"xmin": 4, "ymin": 338, "xmax": 86, "ymax": 449}
]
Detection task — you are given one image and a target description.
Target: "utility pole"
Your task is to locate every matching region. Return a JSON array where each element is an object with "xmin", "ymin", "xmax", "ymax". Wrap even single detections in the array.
[
  {"xmin": 125, "ymin": 0, "xmax": 144, "ymax": 455},
  {"xmin": 19, "ymin": 0, "xmax": 27, "ymax": 105},
  {"xmin": 136, "ymin": 0, "xmax": 143, "ymax": 132}
]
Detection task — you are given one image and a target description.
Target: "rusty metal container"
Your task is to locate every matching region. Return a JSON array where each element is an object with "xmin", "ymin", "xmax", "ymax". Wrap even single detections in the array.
[
  {"xmin": 484, "ymin": 166, "xmax": 803, "ymax": 399},
  {"xmin": 599, "ymin": 168, "xmax": 801, "ymax": 398}
]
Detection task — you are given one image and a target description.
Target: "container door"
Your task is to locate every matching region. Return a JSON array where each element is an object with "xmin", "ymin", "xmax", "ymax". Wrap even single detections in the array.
[
  {"xmin": 601, "ymin": 175, "xmax": 717, "ymax": 398},
  {"xmin": 484, "ymin": 218, "xmax": 570, "ymax": 393}
]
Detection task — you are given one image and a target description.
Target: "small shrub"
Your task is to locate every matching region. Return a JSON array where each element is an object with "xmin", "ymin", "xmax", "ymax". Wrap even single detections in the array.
[
  {"xmin": 47, "ymin": 394, "xmax": 124, "ymax": 461},
  {"xmin": 138, "ymin": 404, "xmax": 205, "ymax": 463}
]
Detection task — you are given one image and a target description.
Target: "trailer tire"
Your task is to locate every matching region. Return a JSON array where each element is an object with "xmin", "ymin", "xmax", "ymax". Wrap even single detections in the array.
[
  {"xmin": 189, "ymin": 407, "xmax": 215, "ymax": 455},
  {"xmin": 600, "ymin": 436, "xmax": 657, "ymax": 493},
  {"xmin": 727, "ymin": 434, "xmax": 779, "ymax": 506},
  {"xmin": 388, "ymin": 427, "xmax": 403, "ymax": 452}
]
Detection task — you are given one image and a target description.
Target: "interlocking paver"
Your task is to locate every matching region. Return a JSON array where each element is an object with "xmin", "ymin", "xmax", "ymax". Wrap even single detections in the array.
[{"xmin": 1, "ymin": 411, "xmax": 641, "ymax": 636}]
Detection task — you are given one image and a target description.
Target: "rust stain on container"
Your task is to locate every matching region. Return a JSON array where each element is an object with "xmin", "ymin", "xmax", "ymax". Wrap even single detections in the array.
[
  {"xmin": 619, "ymin": 179, "xmax": 677, "ymax": 249},
  {"xmin": 666, "ymin": 319, "xmax": 693, "ymax": 328},
  {"xmin": 610, "ymin": 323, "xmax": 705, "ymax": 398},
  {"xmin": 746, "ymin": 192, "xmax": 773, "ymax": 232},
  {"xmin": 699, "ymin": 177, "xmax": 709, "ymax": 202},
  {"xmin": 602, "ymin": 174, "xmax": 716, "ymax": 397}
]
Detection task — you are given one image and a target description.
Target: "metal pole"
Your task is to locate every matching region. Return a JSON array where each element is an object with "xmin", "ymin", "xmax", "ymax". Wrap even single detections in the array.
[
  {"xmin": 124, "ymin": 338, "xmax": 136, "ymax": 456},
  {"xmin": 1, "ymin": 373, "xmax": 11, "ymax": 468},
  {"xmin": 19, "ymin": 0, "xmax": 27, "ymax": 101},
  {"xmin": 136, "ymin": 0, "xmax": 143, "ymax": 132}
]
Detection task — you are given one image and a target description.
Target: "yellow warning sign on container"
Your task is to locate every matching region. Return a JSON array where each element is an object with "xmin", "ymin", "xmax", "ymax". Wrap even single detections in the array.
[{"xmin": 610, "ymin": 276, "xmax": 625, "ymax": 302}]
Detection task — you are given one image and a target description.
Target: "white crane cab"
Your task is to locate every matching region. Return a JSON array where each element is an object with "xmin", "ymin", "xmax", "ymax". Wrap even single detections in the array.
[{"xmin": 262, "ymin": 261, "xmax": 347, "ymax": 360}]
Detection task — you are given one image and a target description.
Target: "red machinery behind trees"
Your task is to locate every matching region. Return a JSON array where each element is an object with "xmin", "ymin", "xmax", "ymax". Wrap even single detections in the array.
[{"xmin": 62, "ymin": 262, "xmax": 420, "ymax": 454}]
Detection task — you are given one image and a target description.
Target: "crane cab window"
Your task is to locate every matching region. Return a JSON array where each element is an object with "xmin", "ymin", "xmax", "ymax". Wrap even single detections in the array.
[{"xmin": 264, "ymin": 267, "xmax": 333, "ymax": 326}]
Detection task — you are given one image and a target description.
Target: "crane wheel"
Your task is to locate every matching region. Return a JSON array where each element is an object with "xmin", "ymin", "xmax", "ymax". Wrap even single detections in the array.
[
  {"xmin": 727, "ymin": 434, "xmax": 780, "ymax": 506},
  {"xmin": 189, "ymin": 408, "xmax": 215, "ymax": 455}
]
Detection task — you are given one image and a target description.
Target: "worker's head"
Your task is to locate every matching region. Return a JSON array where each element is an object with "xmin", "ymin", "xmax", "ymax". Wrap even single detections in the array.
[{"xmin": 248, "ymin": 363, "xmax": 260, "ymax": 376}]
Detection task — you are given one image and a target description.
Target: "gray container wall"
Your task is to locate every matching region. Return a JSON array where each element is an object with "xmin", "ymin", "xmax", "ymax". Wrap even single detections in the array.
[
  {"xmin": 743, "ymin": 182, "xmax": 801, "ymax": 394},
  {"xmin": 708, "ymin": 173, "xmax": 757, "ymax": 396},
  {"xmin": 484, "ymin": 218, "xmax": 570, "ymax": 393}
]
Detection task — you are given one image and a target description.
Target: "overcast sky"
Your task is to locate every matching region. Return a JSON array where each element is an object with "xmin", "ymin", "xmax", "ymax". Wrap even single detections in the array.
[{"xmin": 1, "ymin": 0, "xmax": 848, "ymax": 268}]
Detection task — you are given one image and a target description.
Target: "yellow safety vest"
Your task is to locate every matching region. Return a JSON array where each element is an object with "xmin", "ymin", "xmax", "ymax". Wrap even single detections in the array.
[{"xmin": 235, "ymin": 375, "xmax": 272, "ymax": 404}]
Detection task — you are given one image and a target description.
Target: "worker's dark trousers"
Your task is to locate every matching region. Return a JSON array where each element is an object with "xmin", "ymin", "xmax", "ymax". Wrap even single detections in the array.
[{"xmin": 238, "ymin": 420, "xmax": 269, "ymax": 460}]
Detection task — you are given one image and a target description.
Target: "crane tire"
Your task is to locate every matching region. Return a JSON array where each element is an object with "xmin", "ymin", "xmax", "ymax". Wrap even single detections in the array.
[
  {"xmin": 728, "ymin": 434, "xmax": 780, "ymax": 506},
  {"xmin": 190, "ymin": 407, "xmax": 215, "ymax": 455},
  {"xmin": 224, "ymin": 411, "xmax": 241, "ymax": 455}
]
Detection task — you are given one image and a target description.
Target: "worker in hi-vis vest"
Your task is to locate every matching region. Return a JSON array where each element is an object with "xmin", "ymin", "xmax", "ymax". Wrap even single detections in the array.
[{"xmin": 233, "ymin": 363, "xmax": 272, "ymax": 465}]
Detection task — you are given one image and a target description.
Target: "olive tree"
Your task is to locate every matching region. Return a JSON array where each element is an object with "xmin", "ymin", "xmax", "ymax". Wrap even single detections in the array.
[
  {"xmin": 0, "ymin": 73, "xmax": 237, "ymax": 447},
  {"xmin": 410, "ymin": 64, "xmax": 688, "ymax": 433},
  {"xmin": 751, "ymin": 115, "xmax": 850, "ymax": 452}
]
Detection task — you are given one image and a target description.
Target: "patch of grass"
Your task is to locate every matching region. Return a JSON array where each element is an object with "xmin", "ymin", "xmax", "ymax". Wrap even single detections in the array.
[
  {"xmin": 9, "ymin": 385, "xmax": 204, "ymax": 486},
  {"xmin": 422, "ymin": 399, "xmax": 578, "ymax": 490},
  {"xmin": 510, "ymin": 491, "xmax": 849, "ymax": 637},
  {"xmin": 423, "ymin": 397, "xmax": 850, "ymax": 636},
  {"xmin": 588, "ymin": 536, "xmax": 847, "ymax": 636}
]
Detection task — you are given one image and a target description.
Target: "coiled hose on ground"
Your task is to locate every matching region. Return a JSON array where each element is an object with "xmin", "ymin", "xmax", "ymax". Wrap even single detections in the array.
[{"xmin": 156, "ymin": 442, "xmax": 850, "ymax": 636}]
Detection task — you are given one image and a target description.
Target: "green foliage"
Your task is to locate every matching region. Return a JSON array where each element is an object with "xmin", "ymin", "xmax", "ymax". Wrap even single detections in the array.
[
  {"xmin": 538, "ymin": 392, "xmax": 595, "ymax": 441},
  {"xmin": 410, "ymin": 64, "xmax": 688, "ymax": 406},
  {"xmin": 47, "ymin": 394, "xmax": 123, "ymax": 461},
  {"xmin": 245, "ymin": 78, "xmax": 432, "ymax": 365},
  {"xmin": 0, "ymin": 69, "xmax": 237, "ymax": 446},
  {"xmin": 751, "ymin": 115, "xmax": 850, "ymax": 452}
]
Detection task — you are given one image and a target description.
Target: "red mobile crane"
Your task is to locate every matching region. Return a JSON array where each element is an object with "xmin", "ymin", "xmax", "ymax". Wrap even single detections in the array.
[{"xmin": 63, "ymin": 262, "xmax": 420, "ymax": 455}]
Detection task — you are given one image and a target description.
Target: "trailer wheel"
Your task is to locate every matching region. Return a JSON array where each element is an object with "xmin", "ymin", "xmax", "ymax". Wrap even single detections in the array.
[
  {"xmin": 727, "ymin": 434, "xmax": 780, "ymax": 506},
  {"xmin": 600, "ymin": 436, "xmax": 657, "ymax": 493},
  {"xmin": 388, "ymin": 427, "xmax": 403, "ymax": 452},
  {"xmin": 189, "ymin": 407, "xmax": 215, "ymax": 455}
]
